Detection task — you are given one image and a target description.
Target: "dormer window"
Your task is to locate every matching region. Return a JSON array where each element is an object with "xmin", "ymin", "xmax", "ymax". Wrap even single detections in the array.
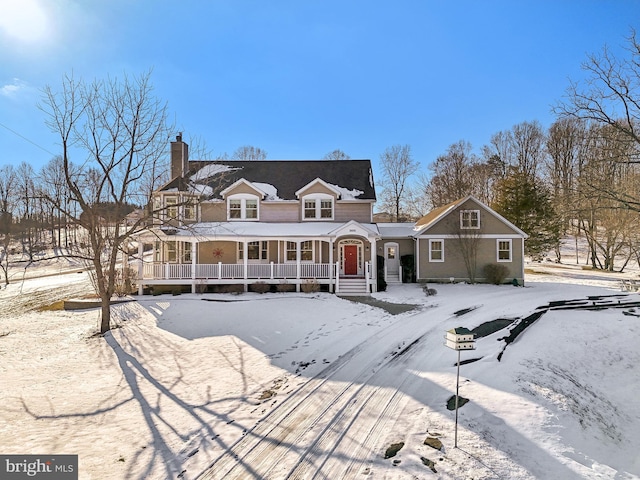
[
  {"xmin": 228, "ymin": 194, "xmax": 259, "ymax": 221},
  {"xmin": 302, "ymin": 194, "xmax": 334, "ymax": 221},
  {"xmin": 460, "ymin": 210, "xmax": 480, "ymax": 229}
]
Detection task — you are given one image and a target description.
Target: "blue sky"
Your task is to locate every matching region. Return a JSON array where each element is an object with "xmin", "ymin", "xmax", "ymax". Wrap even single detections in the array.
[{"xmin": 1, "ymin": 0, "xmax": 638, "ymax": 181}]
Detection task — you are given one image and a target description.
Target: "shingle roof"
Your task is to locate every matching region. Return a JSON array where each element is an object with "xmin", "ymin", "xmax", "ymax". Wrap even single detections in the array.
[
  {"xmin": 413, "ymin": 196, "xmax": 528, "ymax": 238},
  {"xmin": 161, "ymin": 160, "xmax": 376, "ymax": 201},
  {"xmin": 413, "ymin": 198, "xmax": 462, "ymax": 230}
]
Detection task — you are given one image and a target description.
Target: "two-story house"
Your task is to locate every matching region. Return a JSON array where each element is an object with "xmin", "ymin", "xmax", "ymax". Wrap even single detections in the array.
[{"xmin": 136, "ymin": 134, "xmax": 381, "ymax": 295}]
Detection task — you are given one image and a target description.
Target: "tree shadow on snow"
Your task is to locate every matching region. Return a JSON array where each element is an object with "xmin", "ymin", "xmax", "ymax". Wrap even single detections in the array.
[{"xmin": 140, "ymin": 294, "xmax": 605, "ymax": 479}]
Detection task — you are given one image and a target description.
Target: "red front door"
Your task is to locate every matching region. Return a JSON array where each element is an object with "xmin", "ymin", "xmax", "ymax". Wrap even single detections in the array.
[{"xmin": 344, "ymin": 245, "xmax": 358, "ymax": 275}]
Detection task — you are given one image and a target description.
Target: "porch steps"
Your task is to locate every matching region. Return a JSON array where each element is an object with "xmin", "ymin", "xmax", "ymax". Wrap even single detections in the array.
[
  {"xmin": 386, "ymin": 273, "xmax": 401, "ymax": 284},
  {"xmin": 337, "ymin": 277, "xmax": 369, "ymax": 296}
]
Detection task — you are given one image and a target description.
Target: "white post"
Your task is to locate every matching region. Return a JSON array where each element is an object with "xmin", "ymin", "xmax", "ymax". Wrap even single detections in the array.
[
  {"xmin": 329, "ymin": 240, "xmax": 334, "ymax": 292},
  {"xmin": 370, "ymin": 238, "xmax": 377, "ymax": 292},
  {"xmin": 415, "ymin": 237, "xmax": 420, "ymax": 281},
  {"xmin": 191, "ymin": 241, "xmax": 197, "ymax": 293},
  {"xmin": 137, "ymin": 239, "xmax": 144, "ymax": 295},
  {"xmin": 455, "ymin": 348, "xmax": 460, "ymax": 448},
  {"xmin": 296, "ymin": 240, "xmax": 301, "ymax": 292},
  {"xmin": 243, "ymin": 241, "xmax": 248, "ymax": 279},
  {"xmin": 243, "ymin": 241, "xmax": 248, "ymax": 291}
]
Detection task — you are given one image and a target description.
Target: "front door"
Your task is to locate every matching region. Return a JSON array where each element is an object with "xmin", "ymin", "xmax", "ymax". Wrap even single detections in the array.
[
  {"xmin": 385, "ymin": 242, "xmax": 400, "ymax": 277},
  {"xmin": 344, "ymin": 245, "xmax": 358, "ymax": 275}
]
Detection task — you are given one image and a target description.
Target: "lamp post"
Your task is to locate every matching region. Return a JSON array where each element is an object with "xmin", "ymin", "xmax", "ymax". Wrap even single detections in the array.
[{"xmin": 444, "ymin": 327, "xmax": 476, "ymax": 448}]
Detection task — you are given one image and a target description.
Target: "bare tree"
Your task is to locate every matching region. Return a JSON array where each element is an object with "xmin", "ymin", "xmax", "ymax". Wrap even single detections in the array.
[
  {"xmin": 554, "ymin": 29, "xmax": 640, "ymax": 213},
  {"xmin": 40, "ymin": 71, "xmax": 172, "ymax": 334},
  {"xmin": 575, "ymin": 124, "xmax": 640, "ymax": 270},
  {"xmin": 15, "ymin": 162, "xmax": 38, "ymax": 261},
  {"xmin": 482, "ymin": 131, "xmax": 512, "ymax": 178},
  {"xmin": 0, "ymin": 164, "xmax": 17, "ymax": 286},
  {"xmin": 232, "ymin": 145, "xmax": 267, "ymax": 160},
  {"xmin": 544, "ymin": 118, "xmax": 589, "ymax": 261},
  {"xmin": 323, "ymin": 149, "xmax": 351, "ymax": 160},
  {"xmin": 555, "ymin": 29, "xmax": 640, "ymax": 153},
  {"xmin": 425, "ymin": 140, "xmax": 478, "ymax": 207},
  {"xmin": 379, "ymin": 144, "xmax": 419, "ymax": 222},
  {"xmin": 40, "ymin": 156, "xmax": 74, "ymax": 250},
  {"xmin": 482, "ymin": 121, "xmax": 547, "ymax": 180},
  {"xmin": 512, "ymin": 121, "xmax": 546, "ymax": 179}
]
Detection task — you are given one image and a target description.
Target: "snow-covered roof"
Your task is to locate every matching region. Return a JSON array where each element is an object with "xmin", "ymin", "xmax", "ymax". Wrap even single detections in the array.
[
  {"xmin": 375, "ymin": 223, "xmax": 417, "ymax": 238},
  {"xmin": 161, "ymin": 160, "xmax": 376, "ymax": 201},
  {"xmin": 150, "ymin": 221, "xmax": 381, "ymax": 240}
]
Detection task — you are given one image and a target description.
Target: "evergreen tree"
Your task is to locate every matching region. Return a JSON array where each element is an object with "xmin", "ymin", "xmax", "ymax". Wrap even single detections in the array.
[{"xmin": 492, "ymin": 170, "xmax": 561, "ymax": 260}]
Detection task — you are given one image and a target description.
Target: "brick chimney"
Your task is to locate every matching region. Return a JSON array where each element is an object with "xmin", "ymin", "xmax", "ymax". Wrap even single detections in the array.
[{"xmin": 170, "ymin": 133, "xmax": 189, "ymax": 179}]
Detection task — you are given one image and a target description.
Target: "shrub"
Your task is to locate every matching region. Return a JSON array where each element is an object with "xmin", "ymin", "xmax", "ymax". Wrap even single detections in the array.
[
  {"xmin": 195, "ymin": 278, "xmax": 208, "ymax": 294},
  {"xmin": 216, "ymin": 284, "xmax": 243, "ymax": 294},
  {"xmin": 301, "ymin": 278, "xmax": 320, "ymax": 293},
  {"xmin": 376, "ymin": 255, "xmax": 387, "ymax": 292},
  {"xmin": 400, "ymin": 254, "xmax": 415, "ymax": 283},
  {"xmin": 276, "ymin": 280, "xmax": 295, "ymax": 293},
  {"xmin": 251, "ymin": 281, "xmax": 271, "ymax": 294},
  {"xmin": 484, "ymin": 263, "xmax": 509, "ymax": 285}
]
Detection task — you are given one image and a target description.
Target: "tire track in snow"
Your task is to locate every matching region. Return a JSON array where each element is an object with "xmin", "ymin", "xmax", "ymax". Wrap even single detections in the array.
[{"xmin": 197, "ymin": 307, "xmax": 446, "ymax": 480}]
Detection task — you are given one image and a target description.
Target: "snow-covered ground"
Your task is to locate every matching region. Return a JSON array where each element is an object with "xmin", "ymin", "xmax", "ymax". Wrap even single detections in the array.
[{"xmin": 1, "ymin": 256, "xmax": 639, "ymax": 479}]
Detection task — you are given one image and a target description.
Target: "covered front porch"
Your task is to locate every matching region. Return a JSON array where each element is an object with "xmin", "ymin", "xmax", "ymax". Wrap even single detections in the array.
[{"xmin": 135, "ymin": 221, "xmax": 380, "ymax": 295}]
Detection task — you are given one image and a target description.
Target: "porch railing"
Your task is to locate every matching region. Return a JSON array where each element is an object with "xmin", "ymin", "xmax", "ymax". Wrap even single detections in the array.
[{"xmin": 143, "ymin": 262, "xmax": 336, "ymax": 281}]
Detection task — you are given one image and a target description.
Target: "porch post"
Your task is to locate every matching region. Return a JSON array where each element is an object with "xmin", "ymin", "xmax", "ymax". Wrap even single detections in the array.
[
  {"xmin": 243, "ymin": 240, "xmax": 248, "ymax": 291},
  {"xmin": 521, "ymin": 238, "xmax": 525, "ymax": 286},
  {"xmin": 137, "ymin": 239, "xmax": 144, "ymax": 295},
  {"xmin": 191, "ymin": 241, "xmax": 197, "ymax": 293},
  {"xmin": 370, "ymin": 237, "xmax": 377, "ymax": 293},
  {"xmin": 415, "ymin": 237, "xmax": 420, "ymax": 281},
  {"xmin": 296, "ymin": 240, "xmax": 301, "ymax": 292},
  {"xmin": 329, "ymin": 239, "xmax": 334, "ymax": 293}
]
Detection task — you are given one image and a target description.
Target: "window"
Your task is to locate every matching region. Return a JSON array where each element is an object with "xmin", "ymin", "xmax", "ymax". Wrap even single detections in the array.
[
  {"xmin": 184, "ymin": 202, "xmax": 196, "ymax": 221},
  {"xmin": 166, "ymin": 241, "xmax": 177, "ymax": 262},
  {"xmin": 183, "ymin": 242, "xmax": 192, "ymax": 263},
  {"xmin": 304, "ymin": 200, "xmax": 316, "ymax": 219},
  {"xmin": 166, "ymin": 197, "xmax": 178, "ymax": 219},
  {"xmin": 229, "ymin": 199, "xmax": 242, "ymax": 219},
  {"xmin": 301, "ymin": 241, "xmax": 313, "ymax": 261},
  {"xmin": 429, "ymin": 239, "xmax": 444, "ymax": 262},
  {"xmin": 245, "ymin": 199, "xmax": 258, "ymax": 219},
  {"xmin": 387, "ymin": 247, "xmax": 396, "ymax": 259},
  {"xmin": 460, "ymin": 210, "xmax": 480, "ymax": 229},
  {"xmin": 285, "ymin": 241, "xmax": 313, "ymax": 261},
  {"xmin": 238, "ymin": 241, "xmax": 267, "ymax": 260},
  {"xmin": 302, "ymin": 195, "xmax": 333, "ymax": 220},
  {"xmin": 320, "ymin": 200, "xmax": 332, "ymax": 218},
  {"xmin": 497, "ymin": 239, "xmax": 512, "ymax": 262},
  {"xmin": 228, "ymin": 195, "xmax": 259, "ymax": 220},
  {"xmin": 154, "ymin": 241, "xmax": 161, "ymax": 262},
  {"xmin": 286, "ymin": 241, "xmax": 297, "ymax": 261}
]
